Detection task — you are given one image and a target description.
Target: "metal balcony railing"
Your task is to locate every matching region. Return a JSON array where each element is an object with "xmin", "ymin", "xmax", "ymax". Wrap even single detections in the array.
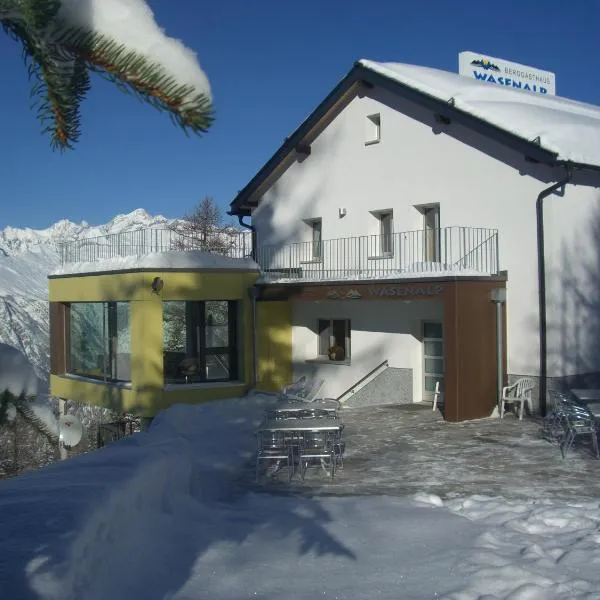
[
  {"xmin": 58, "ymin": 225, "xmax": 499, "ymax": 283},
  {"xmin": 58, "ymin": 228, "xmax": 253, "ymax": 264},
  {"xmin": 257, "ymin": 226, "xmax": 499, "ymax": 281}
]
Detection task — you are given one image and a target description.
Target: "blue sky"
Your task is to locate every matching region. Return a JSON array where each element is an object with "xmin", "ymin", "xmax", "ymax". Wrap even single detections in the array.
[{"xmin": 2, "ymin": 0, "xmax": 599, "ymax": 230}]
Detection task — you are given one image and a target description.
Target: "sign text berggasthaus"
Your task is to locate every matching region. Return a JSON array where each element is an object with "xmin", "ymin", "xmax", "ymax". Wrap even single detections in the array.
[{"xmin": 458, "ymin": 51, "xmax": 556, "ymax": 95}]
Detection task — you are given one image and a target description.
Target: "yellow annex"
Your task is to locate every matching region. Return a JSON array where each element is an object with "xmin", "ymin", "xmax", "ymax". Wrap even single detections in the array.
[{"xmin": 48, "ymin": 265, "xmax": 281, "ymax": 417}]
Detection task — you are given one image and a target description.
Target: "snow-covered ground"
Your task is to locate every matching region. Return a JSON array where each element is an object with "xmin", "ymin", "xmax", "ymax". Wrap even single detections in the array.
[{"xmin": 2, "ymin": 394, "xmax": 600, "ymax": 600}]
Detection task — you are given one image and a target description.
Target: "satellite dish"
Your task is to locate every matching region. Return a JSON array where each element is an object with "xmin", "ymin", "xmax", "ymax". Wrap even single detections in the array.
[{"xmin": 59, "ymin": 414, "xmax": 83, "ymax": 448}]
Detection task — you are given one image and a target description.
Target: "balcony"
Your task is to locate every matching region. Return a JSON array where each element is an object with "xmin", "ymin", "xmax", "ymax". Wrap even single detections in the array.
[
  {"xmin": 58, "ymin": 226, "xmax": 499, "ymax": 283},
  {"xmin": 257, "ymin": 226, "xmax": 499, "ymax": 282}
]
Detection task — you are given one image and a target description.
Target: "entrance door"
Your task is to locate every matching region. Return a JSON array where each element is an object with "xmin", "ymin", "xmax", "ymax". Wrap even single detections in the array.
[
  {"xmin": 423, "ymin": 206, "xmax": 440, "ymax": 262},
  {"xmin": 423, "ymin": 321, "xmax": 444, "ymax": 401}
]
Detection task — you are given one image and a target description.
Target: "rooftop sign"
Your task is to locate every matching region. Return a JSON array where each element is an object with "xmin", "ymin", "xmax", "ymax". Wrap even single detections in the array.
[{"xmin": 458, "ymin": 51, "xmax": 556, "ymax": 96}]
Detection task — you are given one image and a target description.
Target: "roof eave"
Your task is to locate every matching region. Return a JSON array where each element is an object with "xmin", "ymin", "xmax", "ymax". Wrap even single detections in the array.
[{"xmin": 229, "ymin": 64, "xmax": 366, "ymax": 216}]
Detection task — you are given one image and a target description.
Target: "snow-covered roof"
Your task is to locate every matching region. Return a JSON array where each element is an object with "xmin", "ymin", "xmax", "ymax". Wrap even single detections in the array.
[
  {"xmin": 51, "ymin": 251, "xmax": 260, "ymax": 276},
  {"xmin": 360, "ymin": 59, "xmax": 600, "ymax": 168}
]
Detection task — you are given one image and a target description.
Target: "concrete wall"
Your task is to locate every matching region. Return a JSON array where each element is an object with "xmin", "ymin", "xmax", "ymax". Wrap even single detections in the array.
[
  {"xmin": 291, "ymin": 299, "xmax": 443, "ymax": 399},
  {"xmin": 250, "ymin": 85, "xmax": 600, "ymax": 381}
]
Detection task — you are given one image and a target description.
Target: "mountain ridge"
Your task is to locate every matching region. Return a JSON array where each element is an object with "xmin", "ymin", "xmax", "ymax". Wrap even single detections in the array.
[{"xmin": 0, "ymin": 208, "xmax": 171, "ymax": 255}]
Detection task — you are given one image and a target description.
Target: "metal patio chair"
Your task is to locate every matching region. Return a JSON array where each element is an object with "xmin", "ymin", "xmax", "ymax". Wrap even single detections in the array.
[
  {"xmin": 543, "ymin": 390, "xmax": 572, "ymax": 444},
  {"xmin": 277, "ymin": 375, "xmax": 308, "ymax": 401},
  {"xmin": 255, "ymin": 430, "xmax": 293, "ymax": 482},
  {"xmin": 298, "ymin": 431, "xmax": 336, "ymax": 480},
  {"xmin": 543, "ymin": 390, "xmax": 599, "ymax": 459},
  {"xmin": 560, "ymin": 408, "xmax": 599, "ymax": 460},
  {"xmin": 279, "ymin": 378, "xmax": 325, "ymax": 404}
]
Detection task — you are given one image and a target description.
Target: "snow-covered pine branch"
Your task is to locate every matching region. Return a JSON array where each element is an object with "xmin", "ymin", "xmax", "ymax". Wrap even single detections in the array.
[{"xmin": 1, "ymin": 0, "xmax": 213, "ymax": 149}]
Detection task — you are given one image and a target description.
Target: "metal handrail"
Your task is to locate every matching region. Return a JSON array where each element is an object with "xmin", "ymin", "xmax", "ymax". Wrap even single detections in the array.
[
  {"xmin": 452, "ymin": 231, "xmax": 498, "ymax": 271},
  {"xmin": 336, "ymin": 359, "xmax": 389, "ymax": 401}
]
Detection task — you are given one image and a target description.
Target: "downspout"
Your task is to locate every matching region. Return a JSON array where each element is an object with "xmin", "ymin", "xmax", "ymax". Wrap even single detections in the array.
[
  {"xmin": 537, "ymin": 166, "xmax": 573, "ymax": 416},
  {"xmin": 237, "ymin": 215, "xmax": 256, "ymax": 260},
  {"xmin": 238, "ymin": 214, "xmax": 259, "ymax": 388},
  {"xmin": 248, "ymin": 286, "xmax": 259, "ymax": 388}
]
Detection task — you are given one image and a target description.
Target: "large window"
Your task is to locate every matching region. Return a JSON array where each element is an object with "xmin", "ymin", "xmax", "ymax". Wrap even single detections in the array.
[
  {"xmin": 318, "ymin": 319, "xmax": 351, "ymax": 362},
  {"xmin": 163, "ymin": 300, "xmax": 238, "ymax": 383},
  {"xmin": 69, "ymin": 302, "xmax": 131, "ymax": 382}
]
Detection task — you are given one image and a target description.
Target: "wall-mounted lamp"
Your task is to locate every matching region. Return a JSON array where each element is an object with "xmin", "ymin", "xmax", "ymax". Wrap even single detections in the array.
[
  {"xmin": 339, "ymin": 207, "xmax": 347, "ymax": 218},
  {"xmin": 151, "ymin": 277, "xmax": 164, "ymax": 294}
]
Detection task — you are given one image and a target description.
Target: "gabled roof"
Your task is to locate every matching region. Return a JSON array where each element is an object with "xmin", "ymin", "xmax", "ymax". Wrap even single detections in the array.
[{"xmin": 230, "ymin": 59, "xmax": 600, "ymax": 216}]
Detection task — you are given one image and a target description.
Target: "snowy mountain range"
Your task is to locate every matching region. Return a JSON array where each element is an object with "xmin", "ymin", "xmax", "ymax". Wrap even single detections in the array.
[{"xmin": 0, "ymin": 209, "xmax": 172, "ymax": 381}]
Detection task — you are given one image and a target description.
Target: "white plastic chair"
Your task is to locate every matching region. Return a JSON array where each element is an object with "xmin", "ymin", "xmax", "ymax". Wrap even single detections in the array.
[
  {"xmin": 501, "ymin": 377, "xmax": 535, "ymax": 420},
  {"xmin": 432, "ymin": 381, "xmax": 444, "ymax": 412}
]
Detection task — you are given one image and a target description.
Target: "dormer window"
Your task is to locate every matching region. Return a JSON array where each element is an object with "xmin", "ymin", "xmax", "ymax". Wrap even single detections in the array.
[{"xmin": 365, "ymin": 113, "xmax": 381, "ymax": 145}]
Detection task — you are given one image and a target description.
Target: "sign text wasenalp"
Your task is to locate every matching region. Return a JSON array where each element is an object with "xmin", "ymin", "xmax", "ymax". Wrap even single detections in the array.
[{"xmin": 458, "ymin": 51, "xmax": 555, "ymax": 95}]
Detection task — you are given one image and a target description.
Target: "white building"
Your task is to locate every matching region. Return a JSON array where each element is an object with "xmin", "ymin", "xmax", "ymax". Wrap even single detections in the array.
[{"xmin": 229, "ymin": 59, "xmax": 600, "ymax": 419}]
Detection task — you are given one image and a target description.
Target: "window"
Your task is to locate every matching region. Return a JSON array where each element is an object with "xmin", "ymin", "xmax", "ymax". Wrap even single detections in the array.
[
  {"xmin": 163, "ymin": 300, "xmax": 238, "ymax": 383},
  {"xmin": 368, "ymin": 210, "xmax": 393, "ymax": 257},
  {"xmin": 365, "ymin": 113, "xmax": 381, "ymax": 145},
  {"xmin": 423, "ymin": 321, "xmax": 444, "ymax": 398},
  {"xmin": 378, "ymin": 210, "xmax": 393, "ymax": 255},
  {"xmin": 318, "ymin": 319, "xmax": 351, "ymax": 361},
  {"xmin": 305, "ymin": 218, "xmax": 322, "ymax": 260},
  {"xmin": 415, "ymin": 204, "xmax": 441, "ymax": 262},
  {"xmin": 423, "ymin": 205, "xmax": 440, "ymax": 262},
  {"xmin": 69, "ymin": 302, "xmax": 131, "ymax": 382}
]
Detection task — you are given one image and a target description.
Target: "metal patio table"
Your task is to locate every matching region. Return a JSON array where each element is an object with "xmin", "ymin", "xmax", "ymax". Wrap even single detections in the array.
[
  {"xmin": 571, "ymin": 389, "xmax": 600, "ymax": 418},
  {"xmin": 271, "ymin": 402, "xmax": 339, "ymax": 417},
  {"xmin": 257, "ymin": 417, "xmax": 343, "ymax": 477}
]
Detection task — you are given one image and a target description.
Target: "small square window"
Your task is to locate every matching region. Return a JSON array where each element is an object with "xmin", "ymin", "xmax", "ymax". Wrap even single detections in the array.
[
  {"xmin": 365, "ymin": 113, "xmax": 381, "ymax": 145},
  {"xmin": 318, "ymin": 319, "xmax": 351, "ymax": 361}
]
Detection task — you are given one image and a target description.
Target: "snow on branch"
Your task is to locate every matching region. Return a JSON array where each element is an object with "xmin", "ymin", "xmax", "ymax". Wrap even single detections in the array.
[
  {"xmin": 56, "ymin": 0, "xmax": 212, "ymax": 107},
  {"xmin": 1, "ymin": 0, "xmax": 213, "ymax": 148}
]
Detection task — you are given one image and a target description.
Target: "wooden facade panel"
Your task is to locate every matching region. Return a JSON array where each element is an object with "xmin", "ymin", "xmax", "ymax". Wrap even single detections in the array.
[
  {"xmin": 49, "ymin": 302, "xmax": 67, "ymax": 376},
  {"xmin": 260, "ymin": 282, "xmax": 447, "ymax": 302},
  {"xmin": 444, "ymin": 280, "xmax": 506, "ymax": 421}
]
